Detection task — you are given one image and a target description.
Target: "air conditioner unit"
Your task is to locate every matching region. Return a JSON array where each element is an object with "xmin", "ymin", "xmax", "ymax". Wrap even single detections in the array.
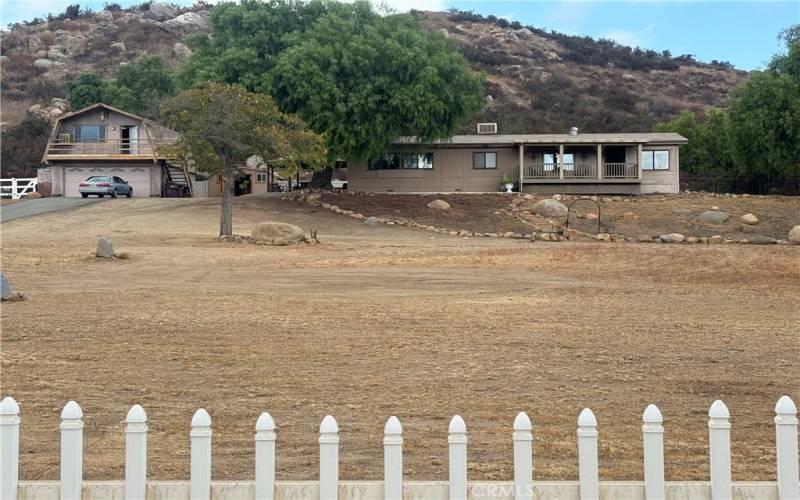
[
  {"xmin": 477, "ymin": 123, "xmax": 498, "ymax": 135},
  {"xmin": 57, "ymin": 133, "xmax": 73, "ymax": 143}
]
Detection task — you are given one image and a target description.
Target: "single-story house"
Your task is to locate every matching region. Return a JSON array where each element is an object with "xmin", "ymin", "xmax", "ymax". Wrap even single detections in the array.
[{"xmin": 347, "ymin": 126, "xmax": 688, "ymax": 194}]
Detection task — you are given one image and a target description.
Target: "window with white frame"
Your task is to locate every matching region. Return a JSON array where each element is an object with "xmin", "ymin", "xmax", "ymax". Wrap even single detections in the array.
[
  {"xmin": 642, "ymin": 150, "xmax": 670, "ymax": 170},
  {"xmin": 473, "ymin": 152, "xmax": 497, "ymax": 169},
  {"xmin": 256, "ymin": 172, "xmax": 269, "ymax": 182}
]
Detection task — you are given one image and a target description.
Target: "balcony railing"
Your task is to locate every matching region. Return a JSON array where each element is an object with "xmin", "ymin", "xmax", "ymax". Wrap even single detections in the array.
[
  {"xmin": 603, "ymin": 162, "xmax": 638, "ymax": 178},
  {"xmin": 522, "ymin": 162, "xmax": 639, "ymax": 181},
  {"xmin": 45, "ymin": 138, "xmax": 178, "ymax": 157}
]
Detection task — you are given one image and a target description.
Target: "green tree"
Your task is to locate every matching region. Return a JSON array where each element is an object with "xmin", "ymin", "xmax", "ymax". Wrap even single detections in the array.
[
  {"xmin": 159, "ymin": 82, "xmax": 326, "ymax": 236},
  {"xmin": 727, "ymin": 25, "xmax": 800, "ymax": 178},
  {"xmin": 66, "ymin": 56, "xmax": 176, "ymax": 118},
  {"xmin": 179, "ymin": 0, "xmax": 484, "ymax": 160},
  {"xmin": 0, "ymin": 115, "xmax": 51, "ymax": 177},
  {"xmin": 67, "ymin": 73, "xmax": 107, "ymax": 110}
]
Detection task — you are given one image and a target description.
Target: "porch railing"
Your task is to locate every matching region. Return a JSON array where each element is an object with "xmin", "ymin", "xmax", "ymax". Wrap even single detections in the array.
[
  {"xmin": 563, "ymin": 163, "xmax": 597, "ymax": 179},
  {"xmin": 603, "ymin": 162, "xmax": 638, "ymax": 179},
  {"xmin": 523, "ymin": 163, "xmax": 560, "ymax": 179}
]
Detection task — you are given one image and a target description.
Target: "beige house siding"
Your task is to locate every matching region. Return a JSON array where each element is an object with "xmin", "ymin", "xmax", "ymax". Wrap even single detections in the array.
[
  {"xmin": 56, "ymin": 109, "xmax": 148, "ymax": 142},
  {"xmin": 350, "ymin": 141, "xmax": 684, "ymax": 195}
]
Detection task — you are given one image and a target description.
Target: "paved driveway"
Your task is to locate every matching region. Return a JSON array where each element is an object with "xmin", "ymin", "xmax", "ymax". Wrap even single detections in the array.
[{"xmin": 0, "ymin": 198, "xmax": 102, "ymax": 223}]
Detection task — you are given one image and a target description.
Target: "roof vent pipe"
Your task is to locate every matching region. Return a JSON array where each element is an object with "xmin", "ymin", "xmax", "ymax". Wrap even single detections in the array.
[{"xmin": 569, "ymin": 127, "xmax": 579, "ymax": 135}]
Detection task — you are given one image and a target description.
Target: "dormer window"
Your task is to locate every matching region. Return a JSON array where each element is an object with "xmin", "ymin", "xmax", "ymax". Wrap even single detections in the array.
[{"xmin": 75, "ymin": 125, "xmax": 106, "ymax": 142}]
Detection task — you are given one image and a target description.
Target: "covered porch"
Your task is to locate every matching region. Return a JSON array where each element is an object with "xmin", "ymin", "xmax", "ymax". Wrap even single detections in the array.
[{"xmin": 516, "ymin": 143, "xmax": 642, "ymax": 183}]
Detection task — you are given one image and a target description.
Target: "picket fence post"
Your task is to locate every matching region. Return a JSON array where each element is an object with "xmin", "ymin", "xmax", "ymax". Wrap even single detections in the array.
[
  {"xmin": 513, "ymin": 412, "xmax": 532, "ymax": 500},
  {"xmin": 0, "ymin": 397, "xmax": 20, "ymax": 500},
  {"xmin": 448, "ymin": 415, "xmax": 468, "ymax": 500},
  {"xmin": 577, "ymin": 408, "xmax": 599, "ymax": 500},
  {"xmin": 319, "ymin": 415, "xmax": 339, "ymax": 500},
  {"xmin": 60, "ymin": 401, "xmax": 83, "ymax": 500},
  {"xmin": 190, "ymin": 409, "xmax": 212, "ymax": 500},
  {"xmin": 642, "ymin": 404, "xmax": 664, "ymax": 500},
  {"xmin": 255, "ymin": 412, "xmax": 276, "ymax": 500},
  {"xmin": 125, "ymin": 405, "xmax": 148, "ymax": 500},
  {"xmin": 383, "ymin": 416, "xmax": 403, "ymax": 500},
  {"xmin": 775, "ymin": 396, "xmax": 799, "ymax": 500},
  {"xmin": 707, "ymin": 400, "xmax": 731, "ymax": 500}
]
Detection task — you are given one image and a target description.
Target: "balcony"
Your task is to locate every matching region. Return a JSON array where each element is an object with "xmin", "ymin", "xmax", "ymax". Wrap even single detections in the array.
[{"xmin": 44, "ymin": 138, "xmax": 177, "ymax": 161}]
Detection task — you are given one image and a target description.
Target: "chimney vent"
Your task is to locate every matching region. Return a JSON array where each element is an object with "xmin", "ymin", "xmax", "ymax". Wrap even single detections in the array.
[{"xmin": 569, "ymin": 127, "xmax": 579, "ymax": 135}]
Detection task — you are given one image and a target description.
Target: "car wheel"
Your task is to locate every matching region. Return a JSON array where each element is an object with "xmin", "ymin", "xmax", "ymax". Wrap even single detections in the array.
[
  {"xmin": 81, "ymin": 193, "xmax": 88, "ymax": 198},
  {"xmin": 111, "ymin": 189, "xmax": 118, "ymax": 198},
  {"xmin": 126, "ymin": 188, "xmax": 133, "ymax": 198},
  {"xmin": 98, "ymin": 194, "xmax": 104, "ymax": 198}
]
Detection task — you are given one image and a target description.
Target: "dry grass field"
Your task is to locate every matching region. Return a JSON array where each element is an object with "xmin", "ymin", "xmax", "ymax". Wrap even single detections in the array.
[{"xmin": 1, "ymin": 194, "xmax": 798, "ymax": 483}]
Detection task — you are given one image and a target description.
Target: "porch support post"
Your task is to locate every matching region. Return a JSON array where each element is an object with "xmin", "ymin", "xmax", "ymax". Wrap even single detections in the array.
[
  {"xmin": 637, "ymin": 143, "xmax": 643, "ymax": 179},
  {"xmin": 597, "ymin": 144, "xmax": 602, "ymax": 179},
  {"xmin": 518, "ymin": 144, "xmax": 524, "ymax": 191},
  {"xmin": 558, "ymin": 144, "xmax": 564, "ymax": 180}
]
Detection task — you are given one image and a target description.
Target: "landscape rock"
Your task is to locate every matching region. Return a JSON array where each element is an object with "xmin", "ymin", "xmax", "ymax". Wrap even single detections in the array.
[
  {"xmin": 96, "ymin": 237, "xmax": 114, "ymax": 258},
  {"xmin": 164, "ymin": 12, "xmax": 209, "ymax": 30},
  {"xmin": 110, "ymin": 42, "xmax": 126, "ymax": 52},
  {"xmin": 585, "ymin": 213, "xmax": 598, "ymax": 220},
  {"xmin": 671, "ymin": 207, "xmax": 692, "ymax": 215},
  {"xmin": 427, "ymin": 199, "xmax": 451, "ymax": 210},
  {"xmin": 700, "ymin": 210, "xmax": 730, "ymax": 224},
  {"xmin": 708, "ymin": 235, "xmax": 723, "ymax": 244},
  {"xmin": 552, "ymin": 194, "xmax": 563, "ymax": 201},
  {"xmin": 532, "ymin": 199, "xmax": 568, "ymax": 218},
  {"xmin": 749, "ymin": 236, "xmax": 777, "ymax": 245},
  {"xmin": 659, "ymin": 233, "xmax": 685, "ymax": 243},
  {"xmin": 251, "ymin": 222, "xmax": 306, "ymax": 245},
  {"xmin": 788, "ymin": 225, "xmax": 800, "ymax": 244},
  {"xmin": 637, "ymin": 235, "xmax": 653, "ymax": 242},
  {"xmin": 34, "ymin": 59, "xmax": 54, "ymax": 68},
  {"xmin": 739, "ymin": 213, "xmax": 759, "ymax": 225}
]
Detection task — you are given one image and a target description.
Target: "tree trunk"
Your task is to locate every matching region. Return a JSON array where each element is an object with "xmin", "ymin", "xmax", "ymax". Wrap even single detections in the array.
[
  {"xmin": 219, "ymin": 174, "xmax": 235, "ymax": 237},
  {"xmin": 309, "ymin": 166, "xmax": 333, "ymax": 188}
]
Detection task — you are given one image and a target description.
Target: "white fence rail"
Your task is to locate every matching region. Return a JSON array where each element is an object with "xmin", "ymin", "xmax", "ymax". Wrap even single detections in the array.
[
  {"xmin": 0, "ymin": 395, "xmax": 797, "ymax": 500},
  {"xmin": 0, "ymin": 178, "xmax": 38, "ymax": 200}
]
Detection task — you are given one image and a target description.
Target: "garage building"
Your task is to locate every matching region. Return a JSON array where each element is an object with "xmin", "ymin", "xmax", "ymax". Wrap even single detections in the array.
[{"xmin": 41, "ymin": 103, "xmax": 190, "ymax": 197}]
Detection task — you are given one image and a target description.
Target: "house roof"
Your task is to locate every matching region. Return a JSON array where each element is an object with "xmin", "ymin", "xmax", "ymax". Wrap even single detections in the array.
[
  {"xmin": 395, "ymin": 132, "xmax": 688, "ymax": 146},
  {"xmin": 54, "ymin": 103, "xmax": 179, "ymax": 139}
]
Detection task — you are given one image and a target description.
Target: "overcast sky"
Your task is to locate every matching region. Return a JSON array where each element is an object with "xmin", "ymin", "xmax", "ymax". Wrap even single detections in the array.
[{"xmin": 1, "ymin": 0, "xmax": 795, "ymax": 70}]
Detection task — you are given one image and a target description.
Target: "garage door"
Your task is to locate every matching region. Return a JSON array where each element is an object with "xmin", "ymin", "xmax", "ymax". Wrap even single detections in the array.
[{"xmin": 64, "ymin": 167, "xmax": 151, "ymax": 198}]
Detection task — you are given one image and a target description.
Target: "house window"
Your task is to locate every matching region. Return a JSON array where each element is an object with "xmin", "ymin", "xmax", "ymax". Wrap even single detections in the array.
[
  {"xmin": 543, "ymin": 153, "xmax": 572, "ymax": 170},
  {"xmin": 75, "ymin": 125, "xmax": 106, "ymax": 142},
  {"xmin": 642, "ymin": 150, "xmax": 670, "ymax": 170},
  {"xmin": 473, "ymin": 152, "xmax": 497, "ymax": 169},
  {"xmin": 369, "ymin": 153, "xmax": 433, "ymax": 170},
  {"xmin": 256, "ymin": 172, "xmax": 269, "ymax": 183}
]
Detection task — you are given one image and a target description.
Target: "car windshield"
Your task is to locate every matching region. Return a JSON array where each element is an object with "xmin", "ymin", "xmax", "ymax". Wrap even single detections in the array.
[{"xmin": 86, "ymin": 176, "xmax": 111, "ymax": 182}]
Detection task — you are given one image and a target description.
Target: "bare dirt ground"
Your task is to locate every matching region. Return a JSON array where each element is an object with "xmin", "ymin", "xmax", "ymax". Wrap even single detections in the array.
[
  {"xmin": 321, "ymin": 192, "xmax": 800, "ymax": 240},
  {"xmin": 1, "ymin": 194, "xmax": 798, "ymax": 483}
]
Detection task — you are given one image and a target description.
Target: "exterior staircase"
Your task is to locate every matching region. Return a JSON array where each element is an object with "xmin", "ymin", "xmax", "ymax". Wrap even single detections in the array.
[{"xmin": 161, "ymin": 160, "xmax": 193, "ymax": 197}]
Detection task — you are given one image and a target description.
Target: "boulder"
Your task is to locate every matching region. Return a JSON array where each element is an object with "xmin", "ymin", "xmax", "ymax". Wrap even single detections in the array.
[
  {"xmin": 739, "ymin": 213, "xmax": 759, "ymax": 225},
  {"xmin": 364, "ymin": 216, "xmax": 379, "ymax": 228},
  {"xmin": 532, "ymin": 199, "xmax": 567, "ymax": 218},
  {"xmin": 251, "ymin": 222, "xmax": 306, "ymax": 245},
  {"xmin": 427, "ymin": 199, "xmax": 450, "ymax": 210},
  {"xmin": 551, "ymin": 194, "xmax": 563, "ymax": 201},
  {"xmin": 708, "ymin": 235, "xmax": 723, "ymax": 244},
  {"xmin": 513, "ymin": 28, "xmax": 533, "ymax": 39},
  {"xmin": 144, "ymin": 1, "xmax": 178, "ymax": 21},
  {"xmin": 96, "ymin": 237, "xmax": 114, "ymax": 258},
  {"xmin": 163, "ymin": 12, "xmax": 209, "ymax": 30},
  {"xmin": 1, "ymin": 274, "xmax": 11, "ymax": 299},
  {"xmin": 700, "ymin": 210, "xmax": 729, "ymax": 224},
  {"xmin": 34, "ymin": 59, "xmax": 53, "ymax": 68},
  {"xmin": 637, "ymin": 235, "xmax": 653, "ymax": 242},
  {"xmin": 110, "ymin": 42, "xmax": 126, "ymax": 52},
  {"xmin": 659, "ymin": 233, "xmax": 685, "ymax": 243},
  {"xmin": 96, "ymin": 9, "xmax": 114, "ymax": 22},
  {"xmin": 750, "ymin": 236, "xmax": 777, "ymax": 245},
  {"xmin": 172, "ymin": 42, "xmax": 192, "ymax": 58},
  {"xmin": 788, "ymin": 225, "xmax": 800, "ymax": 244}
]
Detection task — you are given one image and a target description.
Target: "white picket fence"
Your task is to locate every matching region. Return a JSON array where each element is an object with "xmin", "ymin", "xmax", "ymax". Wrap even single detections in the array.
[
  {"xmin": 0, "ymin": 178, "xmax": 38, "ymax": 199},
  {"xmin": 0, "ymin": 395, "xmax": 798, "ymax": 500}
]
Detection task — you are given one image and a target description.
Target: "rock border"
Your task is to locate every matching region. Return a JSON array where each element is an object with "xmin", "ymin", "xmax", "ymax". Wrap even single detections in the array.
[{"xmin": 284, "ymin": 189, "xmax": 797, "ymax": 245}]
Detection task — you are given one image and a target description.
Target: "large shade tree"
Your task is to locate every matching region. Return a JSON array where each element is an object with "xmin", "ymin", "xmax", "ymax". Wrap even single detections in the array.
[
  {"xmin": 179, "ymin": 0, "xmax": 484, "ymax": 160},
  {"xmin": 160, "ymin": 82, "xmax": 326, "ymax": 236}
]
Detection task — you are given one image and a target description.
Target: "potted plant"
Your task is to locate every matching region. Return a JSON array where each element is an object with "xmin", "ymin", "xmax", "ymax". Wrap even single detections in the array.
[{"xmin": 501, "ymin": 174, "xmax": 514, "ymax": 193}]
